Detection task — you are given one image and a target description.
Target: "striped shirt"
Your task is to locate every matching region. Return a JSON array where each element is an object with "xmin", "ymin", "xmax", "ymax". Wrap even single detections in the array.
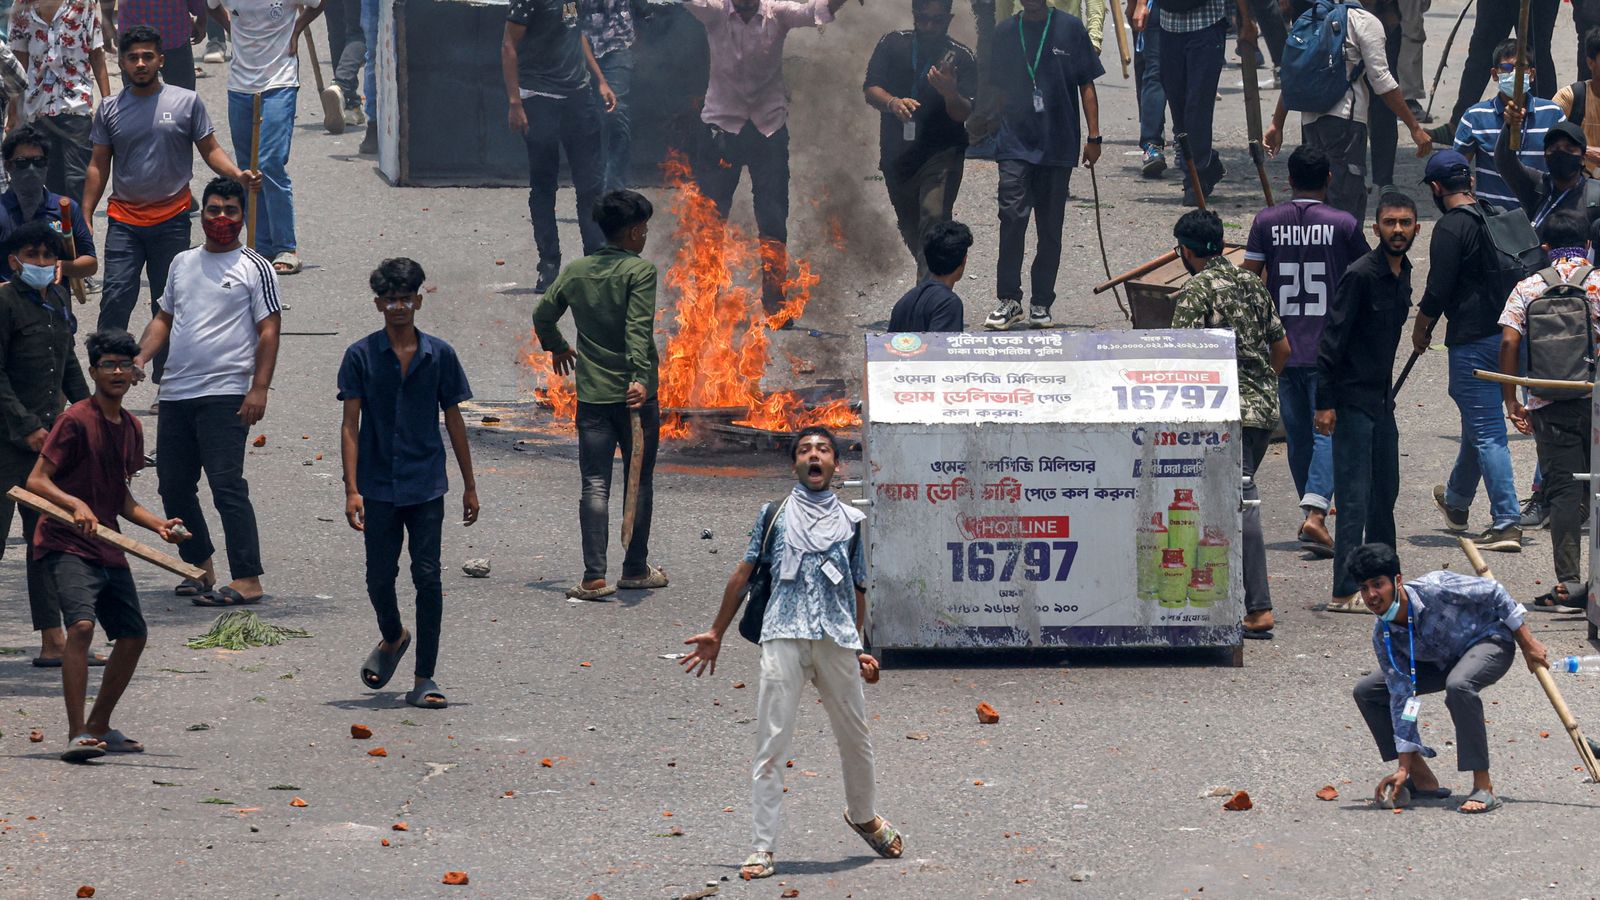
[
  {"xmin": 156, "ymin": 245, "xmax": 282, "ymax": 403},
  {"xmin": 1454, "ymin": 95, "xmax": 1564, "ymax": 211},
  {"xmin": 1157, "ymin": 0, "xmax": 1225, "ymax": 33}
]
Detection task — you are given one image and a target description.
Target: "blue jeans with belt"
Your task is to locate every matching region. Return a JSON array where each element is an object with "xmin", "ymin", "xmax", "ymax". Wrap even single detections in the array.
[
  {"xmin": 1445, "ymin": 333, "xmax": 1520, "ymax": 529},
  {"xmin": 1278, "ymin": 366, "xmax": 1334, "ymax": 510}
]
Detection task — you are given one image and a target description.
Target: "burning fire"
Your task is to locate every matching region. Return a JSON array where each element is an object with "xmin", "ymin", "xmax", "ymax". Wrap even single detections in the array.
[{"xmin": 523, "ymin": 151, "xmax": 861, "ymax": 437}]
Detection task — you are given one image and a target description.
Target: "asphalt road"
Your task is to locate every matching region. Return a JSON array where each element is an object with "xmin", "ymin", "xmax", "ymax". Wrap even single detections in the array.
[{"xmin": 3, "ymin": 3, "xmax": 1600, "ymax": 898}]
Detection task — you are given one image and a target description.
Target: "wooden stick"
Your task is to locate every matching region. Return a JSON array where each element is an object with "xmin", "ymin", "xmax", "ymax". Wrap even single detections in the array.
[
  {"xmin": 7, "ymin": 486, "xmax": 204, "ymax": 580},
  {"xmin": 1094, "ymin": 250, "xmax": 1179, "ymax": 294},
  {"xmin": 1108, "ymin": 0, "xmax": 1132, "ymax": 80},
  {"xmin": 247, "ymin": 93, "xmax": 262, "ymax": 250},
  {"xmin": 620, "ymin": 410, "xmax": 644, "ymax": 549},
  {"xmin": 1473, "ymin": 368, "xmax": 1593, "ymax": 393},
  {"xmin": 1508, "ymin": 0, "xmax": 1531, "ymax": 152},
  {"xmin": 56, "ymin": 197, "xmax": 87, "ymax": 305},
  {"xmin": 305, "ymin": 30, "xmax": 326, "ymax": 94},
  {"xmin": 1456, "ymin": 536, "xmax": 1600, "ymax": 782}
]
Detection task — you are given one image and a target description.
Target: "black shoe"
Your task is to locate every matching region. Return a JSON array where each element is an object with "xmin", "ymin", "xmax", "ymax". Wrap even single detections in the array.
[
  {"xmin": 534, "ymin": 260, "xmax": 560, "ymax": 294},
  {"xmin": 1200, "ymin": 155, "xmax": 1227, "ymax": 196},
  {"xmin": 358, "ymin": 121, "xmax": 377, "ymax": 156}
]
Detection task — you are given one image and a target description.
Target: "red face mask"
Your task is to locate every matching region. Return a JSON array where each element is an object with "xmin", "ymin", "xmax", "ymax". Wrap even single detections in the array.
[{"xmin": 202, "ymin": 215, "xmax": 244, "ymax": 246}]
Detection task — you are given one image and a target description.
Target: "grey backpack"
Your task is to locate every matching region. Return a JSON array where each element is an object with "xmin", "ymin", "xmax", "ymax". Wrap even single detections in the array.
[{"xmin": 1523, "ymin": 264, "xmax": 1597, "ymax": 401}]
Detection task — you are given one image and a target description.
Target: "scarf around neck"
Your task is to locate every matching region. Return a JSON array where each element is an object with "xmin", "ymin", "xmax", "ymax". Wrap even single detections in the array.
[{"xmin": 778, "ymin": 482, "xmax": 866, "ymax": 582}]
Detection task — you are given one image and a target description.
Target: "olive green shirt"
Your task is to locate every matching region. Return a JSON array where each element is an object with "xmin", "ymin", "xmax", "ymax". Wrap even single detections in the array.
[
  {"xmin": 1170, "ymin": 255, "xmax": 1285, "ymax": 431},
  {"xmin": 0, "ymin": 280, "xmax": 88, "ymax": 459},
  {"xmin": 531, "ymin": 246, "xmax": 660, "ymax": 405}
]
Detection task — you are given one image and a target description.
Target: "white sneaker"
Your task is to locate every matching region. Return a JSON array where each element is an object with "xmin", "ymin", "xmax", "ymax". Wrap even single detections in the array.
[
  {"xmin": 983, "ymin": 300, "xmax": 1024, "ymax": 331},
  {"xmin": 1028, "ymin": 305, "xmax": 1053, "ymax": 328},
  {"xmin": 202, "ymin": 41, "xmax": 224, "ymax": 63}
]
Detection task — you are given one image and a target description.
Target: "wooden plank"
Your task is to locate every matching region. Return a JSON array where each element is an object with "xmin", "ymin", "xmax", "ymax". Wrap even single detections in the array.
[
  {"xmin": 7, "ymin": 486, "xmax": 204, "ymax": 580},
  {"xmin": 1473, "ymin": 368, "xmax": 1593, "ymax": 393}
]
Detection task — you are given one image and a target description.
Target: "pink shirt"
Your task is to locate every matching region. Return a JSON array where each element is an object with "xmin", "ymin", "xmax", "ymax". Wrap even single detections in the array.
[{"xmin": 686, "ymin": 0, "xmax": 833, "ymax": 137}]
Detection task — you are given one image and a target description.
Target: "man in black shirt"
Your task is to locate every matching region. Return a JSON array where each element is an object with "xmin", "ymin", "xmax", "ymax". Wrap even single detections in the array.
[
  {"xmin": 1315, "ymin": 191, "xmax": 1418, "ymax": 612},
  {"xmin": 1492, "ymin": 116, "xmax": 1599, "ymax": 238},
  {"xmin": 889, "ymin": 220, "xmax": 971, "ymax": 332},
  {"xmin": 864, "ymin": 0, "xmax": 976, "ymax": 279},
  {"xmin": 981, "ymin": 0, "xmax": 1102, "ymax": 332},
  {"xmin": 501, "ymin": 0, "xmax": 617, "ymax": 293},
  {"xmin": 1412, "ymin": 150, "xmax": 1523, "ymax": 552}
]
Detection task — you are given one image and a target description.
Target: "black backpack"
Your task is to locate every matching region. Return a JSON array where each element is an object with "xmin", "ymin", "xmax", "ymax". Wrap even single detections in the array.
[
  {"xmin": 1458, "ymin": 201, "xmax": 1546, "ymax": 297},
  {"xmin": 737, "ymin": 497, "xmax": 863, "ymax": 644},
  {"xmin": 1522, "ymin": 264, "xmax": 1597, "ymax": 401},
  {"xmin": 1572, "ymin": 80, "xmax": 1587, "ymax": 127}
]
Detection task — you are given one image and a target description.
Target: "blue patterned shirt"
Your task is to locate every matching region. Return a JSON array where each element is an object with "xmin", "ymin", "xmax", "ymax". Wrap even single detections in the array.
[
  {"xmin": 1454, "ymin": 95, "xmax": 1564, "ymax": 211},
  {"xmin": 1372, "ymin": 570, "xmax": 1526, "ymax": 756},
  {"xmin": 744, "ymin": 500, "xmax": 867, "ymax": 650},
  {"xmin": 579, "ymin": 0, "xmax": 635, "ymax": 57}
]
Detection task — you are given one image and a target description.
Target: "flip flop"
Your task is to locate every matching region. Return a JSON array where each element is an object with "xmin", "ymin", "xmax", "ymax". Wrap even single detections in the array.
[
  {"xmin": 565, "ymin": 583, "xmax": 616, "ymax": 601},
  {"xmin": 1458, "ymin": 788, "xmax": 1502, "ymax": 814},
  {"xmin": 96, "ymin": 728, "xmax": 144, "ymax": 753},
  {"xmin": 361, "ymin": 631, "xmax": 410, "ymax": 690},
  {"xmin": 174, "ymin": 577, "xmax": 214, "ymax": 597},
  {"xmin": 1322, "ymin": 594, "xmax": 1370, "ymax": 614},
  {"xmin": 1241, "ymin": 628, "xmax": 1274, "ymax": 640},
  {"xmin": 739, "ymin": 851, "xmax": 775, "ymax": 880},
  {"xmin": 193, "ymin": 586, "xmax": 268, "ymax": 607},
  {"xmin": 33, "ymin": 653, "xmax": 108, "ymax": 667},
  {"xmin": 1404, "ymin": 778, "xmax": 1451, "ymax": 799},
  {"xmin": 272, "ymin": 251, "xmax": 303, "ymax": 275},
  {"xmin": 61, "ymin": 734, "xmax": 106, "ymax": 763},
  {"xmin": 405, "ymin": 678, "xmax": 448, "ymax": 709},
  {"xmin": 618, "ymin": 565, "xmax": 669, "ymax": 590},
  {"xmin": 1531, "ymin": 591, "xmax": 1582, "ymax": 613},
  {"xmin": 845, "ymin": 812, "xmax": 904, "ymax": 859}
]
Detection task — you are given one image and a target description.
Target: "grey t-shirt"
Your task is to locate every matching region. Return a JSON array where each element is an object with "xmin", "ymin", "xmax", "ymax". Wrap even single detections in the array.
[{"xmin": 89, "ymin": 84, "xmax": 214, "ymax": 206}]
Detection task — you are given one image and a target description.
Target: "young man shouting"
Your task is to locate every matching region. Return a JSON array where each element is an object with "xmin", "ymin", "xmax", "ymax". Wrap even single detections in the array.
[
  {"xmin": 27, "ymin": 328, "xmax": 187, "ymax": 762},
  {"xmin": 682, "ymin": 426, "xmax": 902, "ymax": 881}
]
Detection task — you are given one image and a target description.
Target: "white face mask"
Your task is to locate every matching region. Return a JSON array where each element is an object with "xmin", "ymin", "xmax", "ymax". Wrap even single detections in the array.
[{"xmin": 1498, "ymin": 72, "xmax": 1531, "ymax": 97}]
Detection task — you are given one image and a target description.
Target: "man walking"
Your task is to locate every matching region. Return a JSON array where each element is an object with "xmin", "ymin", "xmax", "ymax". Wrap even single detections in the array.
[
  {"xmin": 10, "ymin": 0, "xmax": 110, "ymax": 204},
  {"xmin": 340, "ymin": 257, "xmax": 478, "ymax": 710},
  {"xmin": 683, "ymin": 0, "xmax": 857, "ymax": 316},
  {"xmin": 211, "ymin": 0, "xmax": 323, "ymax": 275},
  {"xmin": 1414, "ymin": 150, "xmax": 1523, "ymax": 552},
  {"xmin": 863, "ymin": 0, "xmax": 975, "ymax": 279},
  {"xmin": 114, "ymin": 0, "xmax": 215, "ymax": 90},
  {"xmin": 1498, "ymin": 211, "xmax": 1599, "ymax": 611},
  {"xmin": 0, "ymin": 126, "xmax": 96, "ymax": 282},
  {"xmin": 1455, "ymin": 40, "xmax": 1563, "ymax": 212},
  {"xmin": 889, "ymin": 220, "xmax": 971, "ymax": 332},
  {"xmin": 681, "ymin": 426, "xmax": 902, "ymax": 881},
  {"xmin": 980, "ymin": 0, "xmax": 1101, "ymax": 331},
  {"xmin": 1316, "ymin": 191, "xmax": 1419, "ymax": 612},
  {"xmin": 322, "ymin": 0, "xmax": 365, "ymax": 131},
  {"xmin": 132, "ymin": 177, "xmax": 279, "ymax": 606},
  {"xmin": 1348, "ymin": 542, "xmax": 1549, "ymax": 813},
  {"xmin": 1170, "ymin": 208, "xmax": 1289, "ymax": 638},
  {"xmin": 27, "ymin": 327, "xmax": 186, "ymax": 763},
  {"xmin": 501, "ymin": 0, "xmax": 614, "ymax": 294},
  {"xmin": 579, "ymin": 0, "xmax": 636, "ymax": 193},
  {"xmin": 84, "ymin": 25, "xmax": 258, "ymax": 387},
  {"xmin": 533, "ymin": 190, "xmax": 666, "ymax": 600},
  {"xmin": 0, "ymin": 222, "xmax": 89, "ymax": 666},
  {"xmin": 1128, "ymin": 0, "xmax": 1168, "ymax": 177}
]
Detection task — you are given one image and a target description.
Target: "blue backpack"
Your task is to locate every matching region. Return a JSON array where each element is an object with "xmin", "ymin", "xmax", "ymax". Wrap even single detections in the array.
[{"xmin": 1281, "ymin": 0, "xmax": 1365, "ymax": 113}]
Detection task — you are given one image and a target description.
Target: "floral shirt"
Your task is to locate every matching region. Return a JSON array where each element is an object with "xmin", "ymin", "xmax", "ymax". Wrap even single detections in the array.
[
  {"xmin": 578, "ymin": 0, "xmax": 634, "ymax": 57},
  {"xmin": 744, "ymin": 499, "xmax": 867, "ymax": 651},
  {"xmin": 9, "ymin": 0, "xmax": 101, "ymax": 120},
  {"xmin": 1497, "ymin": 255, "xmax": 1600, "ymax": 411},
  {"xmin": 1171, "ymin": 255, "xmax": 1286, "ymax": 431}
]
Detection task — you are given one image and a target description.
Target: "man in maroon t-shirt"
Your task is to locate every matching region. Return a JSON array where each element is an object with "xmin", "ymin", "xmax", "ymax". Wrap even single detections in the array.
[
  {"xmin": 1243, "ymin": 146, "xmax": 1370, "ymax": 557},
  {"xmin": 26, "ymin": 328, "xmax": 186, "ymax": 763}
]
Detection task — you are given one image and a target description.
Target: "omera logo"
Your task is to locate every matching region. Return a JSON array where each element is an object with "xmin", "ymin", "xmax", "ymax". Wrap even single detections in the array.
[
  {"xmin": 1120, "ymin": 369, "xmax": 1220, "ymax": 384},
  {"xmin": 885, "ymin": 333, "xmax": 926, "ymax": 357},
  {"xmin": 1132, "ymin": 427, "xmax": 1229, "ymax": 446}
]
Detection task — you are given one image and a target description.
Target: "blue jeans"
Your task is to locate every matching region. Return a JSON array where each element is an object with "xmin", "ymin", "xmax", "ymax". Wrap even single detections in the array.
[
  {"xmin": 362, "ymin": 0, "xmax": 378, "ymax": 118},
  {"xmin": 97, "ymin": 214, "xmax": 192, "ymax": 383},
  {"xmin": 1445, "ymin": 333, "xmax": 1520, "ymax": 529},
  {"xmin": 1135, "ymin": 22, "xmax": 1167, "ymax": 149},
  {"xmin": 1331, "ymin": 405, "xmax": 1399, "ymax": 597},
  {"xmin": 363, "ymin": 496, "xmax": 444, "ymax": 680},
  {"xmin": 594, "ymin": 47, "xmax": 634, "ymax": 194},
  {"xmin": 229, "ymin": 87, "xmax": 298, "ymax": 257},
  {"xmin": 1279, "ymin": 367, "xmax": 1334, "ymax": 510}
]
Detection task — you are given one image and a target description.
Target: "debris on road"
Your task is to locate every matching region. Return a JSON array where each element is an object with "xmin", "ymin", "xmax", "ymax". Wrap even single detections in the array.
[
  {"xmin": 186, "ymin": 610, "xmax": 310, "ymax": 650},
  {"xmin": 462, "ymin": 558, "xmax": 491, "ymax": 578},
  {"xmin": 368, "ymin": 747, "xmax": 388, "ymax": 757},
  {"xmin": 77, "ymin": 888, "xmax": 95, "ymax": 898},
  {"xmin": 28, "ymin": 730, "xmax": 42, "ymax": 742},
  {"xmin": 1222, "ymin": 791, "xmax": 1253, "ymax": 811},
  {"xmin": 1315, "ymin": 785, "xmax": 1339, "ymax": 801},
  {"xmin": 1199, "ymin": 785, "xmax": 1233, "ymax": 798},
  {"xmin": 381, "ymin": 838, "xmax": 390, "ymax": 847},
  {"xmin": 443, "ymin": 871, "xmax": 470, "ymax": 885},
  {"xmin": 289, "ymin": 798, "xmax": 308, "ymax": 807},
  {"xmin": 393, "ymin": 822, "xmax": 408, "ymax": 831},
  {"xmin": 252, "ymin": 434, "xmax": 266, "ymax": 447},
  {"xmin": 351, "ymin": 724, "xmax": 372, "ymax": 739},
  {"xmin": 976, "ymin": 702, "xmax": 1000, "ymax": 724},
  {"xmin": 1071, "ymin": 871, "xmax": 1093, "ymax": 882},
  {"xmin": 906, "ymin": 731, "xmax": 929, "ymax": 741}
]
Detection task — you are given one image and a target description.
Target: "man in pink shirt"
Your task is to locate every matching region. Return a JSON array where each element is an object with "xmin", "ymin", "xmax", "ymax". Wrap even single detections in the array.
[{"xmin": 685, "ymin": 0, "xmax": 857, "ymax": 318}]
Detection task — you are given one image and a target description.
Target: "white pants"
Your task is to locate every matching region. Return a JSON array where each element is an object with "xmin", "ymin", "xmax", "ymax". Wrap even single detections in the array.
[{"xmin": 751, "ymin": 638, "xmax": 877, "ymax": 852}]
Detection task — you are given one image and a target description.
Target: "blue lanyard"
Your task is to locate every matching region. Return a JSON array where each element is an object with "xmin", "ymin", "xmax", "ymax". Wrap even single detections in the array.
[
  {"xmin": 1534, "ymin": 185, "xmax": 1576, "ymax": 229},
  {"xmin": 1383, "ymin": 620, "xmax": 1416, "ymax": 691}
]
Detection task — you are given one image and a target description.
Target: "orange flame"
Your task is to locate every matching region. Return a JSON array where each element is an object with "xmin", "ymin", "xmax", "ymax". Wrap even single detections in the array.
[{"xmin": 520, "ymin": 337, "xmax": 576, "ymax": 428}]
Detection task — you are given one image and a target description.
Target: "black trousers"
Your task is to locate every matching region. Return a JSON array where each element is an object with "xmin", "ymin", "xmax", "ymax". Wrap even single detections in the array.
[
  {"xmin": 0, "ymin": 450, "xmax": 52, "ymax": 630},
  {"xmin": 996, "ymin": 159, "xmax": 1070, "ymax": 309},
  {"xmin": 520, "ymin": 93, "xmax": 605, "ymax": 268},
  {"xmin": 1450, "ymin": 0, "xmax": 1559, "ymax": 127},
  {"xmin": 1242, "ymin": 426, "xmax": 1272, "ymax": 614},
  {"xmin": 1331, "ymin": 404, "xmax": 1400, "ymax": 598},
  {"xmin": 1531, "ymin": 398, "xmax": 1591, "ymax": 586},
  {"xmin": 363, "ymin": 496, "xmax": 444, "ymax": 680},
  {"xmin": 692, "ymin": 122, "xmax": 791, "ymax": 313},
  {"xmin": 156, "ymin": 395, "xmax": 264, "ymax": 579},
  {"xmin": 577, "ymin": 399, "xmax": 659, "ymax": 582},
  {"xmin": 1368, "ymin": 20, "xmax": 1403, "ymax": 189}
]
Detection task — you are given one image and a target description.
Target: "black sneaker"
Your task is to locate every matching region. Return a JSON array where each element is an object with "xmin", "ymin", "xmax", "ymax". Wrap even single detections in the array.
[
  {"xmin": 1473, "ymin": 524, "xmax": 1522, "ymax": 552},
  {"xmin": 1519, "ymin": 494, "xmax": 1551, "ymax": 529},
  {"xmin": 1432, "ymin": 484, "xmax": 1469, "ymax": 533},
  {"xmin": 358, "ymin": 120, "xmax": 378, "ymax": 156},
  {"xmin": 984, "ymin": 299, "xmax": 1024, "ymax": 331},
  {"xmin": 534, "ymin": 260, "xmax": 560, "ymax": 294}
]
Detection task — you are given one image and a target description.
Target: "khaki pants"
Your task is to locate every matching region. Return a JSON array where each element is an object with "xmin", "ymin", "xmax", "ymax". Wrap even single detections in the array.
[{"xmin": 751, "ymin": 638, "xmax": 876, "ymax": 852}]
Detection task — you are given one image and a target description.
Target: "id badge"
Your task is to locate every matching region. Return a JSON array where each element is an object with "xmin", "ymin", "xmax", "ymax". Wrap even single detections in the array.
[
  {"xmin": 1033, "ymin": 87, "xmax": 1045, "ymax": 113},
  {"xmin": 903, "ymin": 120, "xmax": 917, "ymax": 142},
  {"xmin": 820, "ymin": 559, "xmax": 844, "ymax": 585},
  {"xmin": 1401, "ymin": 695, "xmax": 1421, "ymax": 722}
]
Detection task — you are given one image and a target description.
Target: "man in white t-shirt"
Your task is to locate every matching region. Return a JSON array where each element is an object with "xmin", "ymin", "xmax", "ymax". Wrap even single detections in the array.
[
  {"xmin": 209, "ymin": 0, "xmax": 323, "ymax": 276},
  {"xmin": 133, "ymin": 176, "xmax": 283, "ymax": 607}
]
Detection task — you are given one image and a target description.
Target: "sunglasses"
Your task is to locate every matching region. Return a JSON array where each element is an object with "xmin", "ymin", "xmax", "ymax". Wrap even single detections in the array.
[
  {"xmin": 10, "ymin": 156, "xmax": 45, "ymax": 170},
  {"xmin": 94, "ymin": 360, "xmax": 135, "ymax": 372}
]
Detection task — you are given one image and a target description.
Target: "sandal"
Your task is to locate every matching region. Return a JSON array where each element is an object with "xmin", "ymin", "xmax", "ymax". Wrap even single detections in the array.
[
  {"xmin": 565, "ymin": 582, "xmax": 616, "ymax": 601},
  {"xmin": 739, "ymin": 851, "xmax": 775, "ymax": 880},
  {"xmin": 96, "ymin": 728, "xmax": 145, "ymax": 753},
  {"xmin": 272, "ymin": 251, "xmax": 302, "ymax": 275},
  {"xmin": 33, "ymin": 653, "xmax": 108, "ymax": 667},
  {"xmin": 361, "ymin": 630, "xmax": 410, "ymax": 690},
  {"xmin": 61, "ymin": 734, "xmax": 106, "ymax": 763},
  {"xmin": 405, "ymin": 677, "xmax": 448, "ymax": 709},
  {"xmin": 1458, "ymin": 788, "xmax": 1502, "ymax": 814},
  {"xmin": 845, "ymin": 812, "xmax": 904, "ymax": 858},
  {"xmin": 1404, "ymin": 777, "xmax": 1451, "ymax": 800},
  {"xmin": 193, "ymin": 586, "xmax": 268, "ymax": 607},
  {"xmin": 174, "ymin": 577, "xmax": 215, "ymax": 597},
  {"xmin": 618, "ymin": 565, "xmax": 669, "ymax": 590},
  {"xmin": 1322, "ymin": 594, "xmax": 1369, "ymax": 614},
  {"xmin": 1532, "ymin": 589, "xmax": 1582, "ymax": 613}
]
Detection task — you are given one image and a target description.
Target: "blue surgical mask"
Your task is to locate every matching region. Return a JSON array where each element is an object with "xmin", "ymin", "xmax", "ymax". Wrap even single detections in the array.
[
  {"xmin": 18, "ymin": 262, "xmax": 54, "ymax": 291},
  {"xmin": 1498, "ymin": 73, "xmax": 1531, "ymax": 97},
  {"xmin": 1379, "ymin": 591, "xmax": 1403, "ymax": 623}
]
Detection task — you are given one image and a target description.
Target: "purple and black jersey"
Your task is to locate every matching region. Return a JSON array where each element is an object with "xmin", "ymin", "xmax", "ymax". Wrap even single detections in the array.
[{"xmin": 1244, "ymin": 200, "xmax": 1371, "ymax": 368}]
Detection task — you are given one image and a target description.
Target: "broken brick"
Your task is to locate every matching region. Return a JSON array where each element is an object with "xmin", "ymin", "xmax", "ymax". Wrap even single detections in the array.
[
  {"xmin": 368, "ymin": 747, "xmax": 387, "ymax": 757},
  {"xmin": 290, "ymin": 797, "xmax": 307, "ymax": 807},
  {"xmin": 350, "ymin": 724, "xmax": 372, "ymax": 740},
  {"xmin": 442, "ymin": 871, "xmax": 469, "ymax": 885},
  {"xmin": 28, "ymin": 730, "xmax": 42, "ymax": 743},
  {"xmin": 1222, "ymin": 791, "xmax": 1253, "ymax": 811},
  {"xmin": 976, "ymin": 702, "xmax": 1000, "ymax": 724},
  {"xmin": 541, "ymin": 758, "xmax": 554, "ymax": 767},
  {"xmin": 252, "ymin": 435, "xmax": 266, "ymax": 447},
  {"xmin": 381, "ymin": 838, "xmax": 390, "ymax": 847},
  {"xmin": 393, "ymin": 822, "xmax": 409, "ymax": 831},
  {"xmin": 1315, "ymin": 785, "xmax": 1339, "ymax": 801},
  {"xmin": 77, "ymin": 888, "xmax": 95, "ymax": 898}
]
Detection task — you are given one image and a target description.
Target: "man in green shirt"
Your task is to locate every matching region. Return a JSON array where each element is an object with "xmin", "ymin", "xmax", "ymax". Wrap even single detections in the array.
[{"xmin": 533, "ymin": 189, "xmax": 666, "ymax": 601}]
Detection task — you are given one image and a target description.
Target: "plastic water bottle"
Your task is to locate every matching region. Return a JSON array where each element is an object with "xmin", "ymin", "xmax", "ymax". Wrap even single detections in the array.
[{"xmin": 1550, "ymin": 655, "xmax": 1600, "ymax": 675}]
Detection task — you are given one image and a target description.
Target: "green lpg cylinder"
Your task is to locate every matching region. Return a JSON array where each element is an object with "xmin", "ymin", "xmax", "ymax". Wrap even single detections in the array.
[
  {"xmin": 1167, "ymin": 489, "xmax": 1200, "ymax": 586},
  {"xmin": 1137, "ymin": 513, "xmax": 1167, "ymax": 601}
]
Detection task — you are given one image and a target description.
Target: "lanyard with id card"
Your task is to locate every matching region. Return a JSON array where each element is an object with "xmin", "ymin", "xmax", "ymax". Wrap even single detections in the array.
[
  {"xmin": 1020, "ymin": 7, "xmax": 1053, "ymax": 113},
  {"xmin": 1384, "ymin": 622, "xmax": 1420, "ymax": 721}
]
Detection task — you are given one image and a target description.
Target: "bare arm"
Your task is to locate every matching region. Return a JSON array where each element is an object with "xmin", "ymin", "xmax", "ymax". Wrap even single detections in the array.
[
  {"xmin": 90, "ymin": 47, "xmax": 109, "ymax": 99},
  {"xmin": 119, "ymin": 486, "xmax": 181, "ymax": 538},
  {"xmin": 133, "ymin": 309, "xmax": 173, "ymax": 374},
  {"xmin": 681, "ymin": 561, "xmax": 756, "ymax": 677},
  {"xmin": 26, "ymin": 454, "xmax": 95, "ymax": 534},
  {"xmin": 1080, "ymin": 83, "xmax": 1100, "ymax": 168},
  {"xmin": 286, "ymin": 4, "xmax": 325, "ymax": 56},
  {"xmin": 1269, "ymin": 336, "xmax": 1291, "ymax": 375},
  {"xmin": 442, "ymin": 405, "xmax": 479, "ymax": 526},
  {"xmin": 1499, "ymin": 325, "xmax": 1531, "ymax": 434},
  {"xmin": 340, "ymin": 397, "xmax": 363, "ymax": 530},
  {"xmin": 82, "ymin": 143, "xmax": 112, "ymax": 220},
  {"xmin": 502, "ymin": 22, "xmax": 528, "ymax": 133},
  {"xmin": 237, "ymin": 312, "xmax": 280, "ymax": 427},
  {"xmin": 197, "ymin": 133, "xmax": 246, "ymax": 180},
  {"xmin": 1241, "ymin": 258, "xmax": 1265, "ymax": 275}
]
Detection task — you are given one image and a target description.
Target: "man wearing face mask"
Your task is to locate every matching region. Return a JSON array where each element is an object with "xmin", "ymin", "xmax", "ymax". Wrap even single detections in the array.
[
  {"xmin": 1454, "ymin": 40, "xmax": 1565, "ymax": 213},
  {"xmin": 0, "ymin": 126, "xmax": 96, "ymax": 284},
  {"xmin": 1348, "ymin": 542, "xmax": 1548, "ymax": 813},
  {"xmin": 1494, "ymin": 116, "xmax": 1600, "ymax": 238}
]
